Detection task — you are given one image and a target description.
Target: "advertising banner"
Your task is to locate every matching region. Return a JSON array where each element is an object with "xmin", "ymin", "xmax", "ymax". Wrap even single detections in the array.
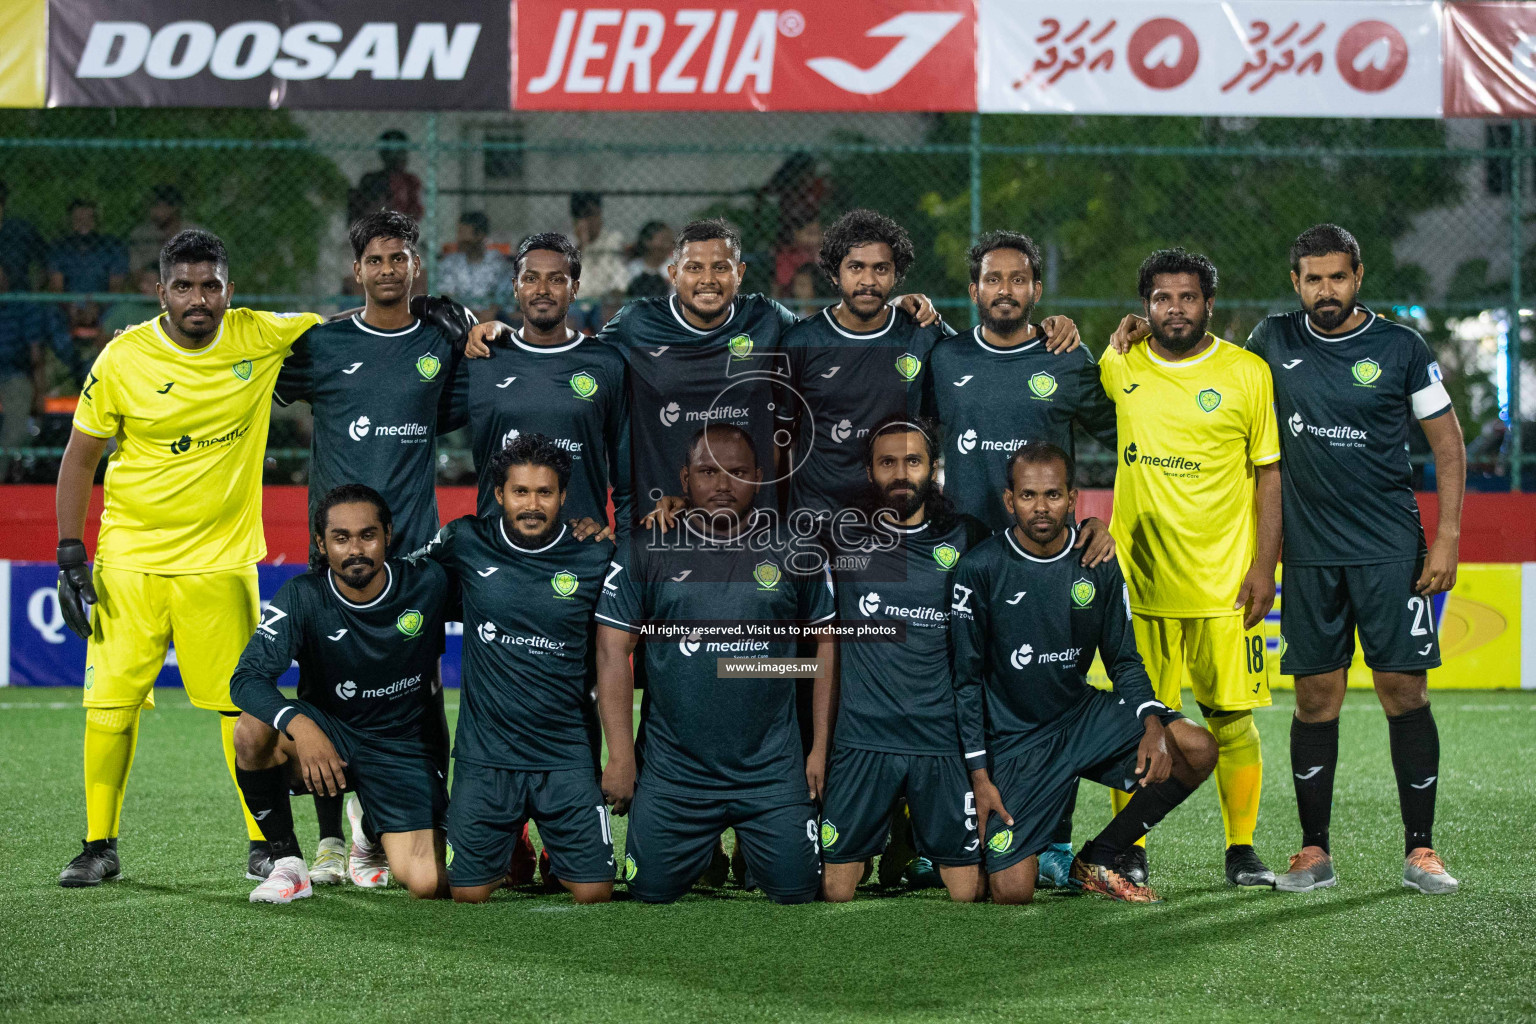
[
  {"xmin": 512, "ymin": 0, "xmax": 975, "ymax": 111},
  {"xmin": 1443, "ymin": 1, "xmax": 1536, "ymax": 117},
  {"xmin": 47, "ymin": 0, "xmax": 509, "ymax": 109},
  {"xmin": 0, "ymin": 0, "xmax": 47, "ymax": 108},
  {"xmin": 978, "ymin": 0, "xmax": 1443, "ymax": 118}
]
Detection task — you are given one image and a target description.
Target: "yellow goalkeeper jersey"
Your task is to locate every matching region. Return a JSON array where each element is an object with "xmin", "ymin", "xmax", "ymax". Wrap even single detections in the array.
[
  {"xmin": 1100, "ymin": 336, "xmax": 1280, "ymax": 617},
  {"xmin": 73, "ymin": 308, "xmax": 323, "ymax": 575}
]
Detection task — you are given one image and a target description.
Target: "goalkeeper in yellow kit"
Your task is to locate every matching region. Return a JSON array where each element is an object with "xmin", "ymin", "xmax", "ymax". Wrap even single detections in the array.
[{"xmin": 1098, "ymin": 249, "xmax": 1282, "ymax": 889}]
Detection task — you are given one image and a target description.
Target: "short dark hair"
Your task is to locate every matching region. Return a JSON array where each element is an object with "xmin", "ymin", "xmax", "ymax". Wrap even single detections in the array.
[
  {"xmin": 1006, "ymin": 440, "xmax": 1075, "ymax": 490},
  {"xmin": 349, "ymin": 209, "xmax": 419, "ymax": 262},
  {"xmin": 159, "ymin": 229, "xmax": 228, "ymax": 282},
  {"xmin": 570, "ymin": 191, "xmax": 602, "ymax": 219},
  {"xmin": 311, "ymin": 484, "xmax": 392, "ymax": 569},
  {"xmin": 1290, "ymin": 223, "xmax": 1361, "ymax": 273},
  {"xmin": 673, "ymin": 218, "xmax": 741, "ymax": 263},
  {"xmin": 969, "ymin": 231, "xmax": 1042, "ymax": 285},
  {"xmin": 818, "ymin": 209, "xmax": 915, "ymax": 284},
  {"xmin": 490, "ymin": 432, "xmax": 573, "ymax": 492},
  {"xmin": 686, "ymin": 422, "xmax": 757, "ymax": 468},
  {"xmin": 459, "ymin": 210, "xmax": 490, "ymax": 235},
  {"xmin": 1137, "ymin": 248, "xmax": 1218, "ymax": 302},
  {"xmin": 635, "ymin": 219, "xmax": 670, "ymax": 249},
  {"xmin": 516, "ymin": 231, "xmax": 582, "ymax": 280},
  {"xmin": 862, "ymin": 413, "xmax": 939, "ymax": 471}
]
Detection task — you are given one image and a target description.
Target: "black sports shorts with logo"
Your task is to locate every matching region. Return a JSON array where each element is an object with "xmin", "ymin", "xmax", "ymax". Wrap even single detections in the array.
[{"xmin": 1280, "ymin": 559, "xmax": 1442, "ymax": 676}]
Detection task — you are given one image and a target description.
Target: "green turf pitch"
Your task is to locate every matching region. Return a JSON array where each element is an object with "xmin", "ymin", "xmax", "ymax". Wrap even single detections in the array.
[{"xmin": 2, "ymin": 690, "xmax": 1533, "ymax": 1024}]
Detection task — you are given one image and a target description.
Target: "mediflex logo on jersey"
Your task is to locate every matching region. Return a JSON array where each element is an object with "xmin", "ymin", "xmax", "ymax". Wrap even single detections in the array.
[
  {"xmin": 932, "ymin": 543, "xmax": 959, "ymax": 571},
  {"xmin": 396, "ymin": 609, "xmax": 424, "ymax": 637},
  {"xmin": 570, "ymin": 371, "xmax": 598, "ymax": 400},
  {"xmin": 1289, "ymin": 413, "xmax": 1369, "ymax": 444},
  {"xmin": 659, "ymin": 402, "xmax": 681, "ymax": 427},
  {"xmin": 1352, "ymin": 358, "xmax": 1382, "ymax": 387},
  {"xmin": 729, "ymin": 334, "xmax": 754, "ymax": 359},
  {"xmin": 830, "ymin": 418, "xmax": 853, "ymax": 444},
  {"xmin": 955, "ymin": 429, "xmax": 1025, "ymax": 457},
  {"xmin": 858, "ymin": 591, "xmax": 881, "ymax": 616},
  {"xmin": 169, "ymin": 424, "xmax": 250, "ymax": 454},
  {"xmin": 551, "ymin": 571, "xmax": 580, "ymax": 599},
  {"xmin": 1011, "ymin": 642, "xmax": 1082, "ymax": 668},
  {"xmin": 1009, "ymin": 643, "xmax": 1033, "ymax": 669},
  {"xmin": 1027, "ymin": 372, "xmax": 1057, "ymax": 399},
  {"xmin": 663, "ymin": 404, "xmax": 752, "ymax": 428},
  {"xmin": 416, "ymin": 353, "xmax": 442, "ymax": 381},
  {"xmin": 477, "ymin": 621, "xmax": 497, "ymax": 644},
  {"xmin": 336, "ymin": 679, "xmax": 357, "ymax": 700},
  {"xmin": 169, "ymin": 434, "xmax": 192, "ymax": 455},
  {"xmin": 1122, "ymin": 442, "xmax": 1201, "ymax": 474},
  {"xmin": 894, "ymin": 353, "xmax": 922, "ymax": 381},
  {"xmin": 754, "ymin": 560, "xmax": 782, "ymax": 590},
  {"xmin": 349, "ymin": 415, "xmax": 429, "ymax": 442}
]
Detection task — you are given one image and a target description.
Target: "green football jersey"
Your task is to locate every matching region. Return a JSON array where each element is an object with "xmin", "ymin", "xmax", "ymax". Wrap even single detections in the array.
[
  {"xmin": 1246, "ymin": 308, "xmax": 1452, "ymax": 566},
  {"xmin": 415, "ymin": 514, "xmax": 615, "ymax": 771},
  {"xmin": 275, "ymin": 314, "xmax": 457, "ymax": 555},
  {"xmin": 230, "ymin": 558, "xmax": 449, "ymax": 759},
  {"xmin": 930, "ymin": 327, "xmax": 1117, "ymax": 533}
]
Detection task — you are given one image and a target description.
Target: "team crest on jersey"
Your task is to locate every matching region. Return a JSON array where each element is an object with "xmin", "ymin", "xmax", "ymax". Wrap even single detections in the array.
[
  {"xmin": 820, "ymin": 821, "xmax": 839, "ymax": 848},
  {"xmin": 894, "ymin": 353, "xmax": 922, "ymax": 381},
  {"xmin": 396, "ymin": 609, "xmax": 424, "ymax": 637},
  {"xmin": 1197, "ymin": 388, "xmax": 1222, "ymax": 413},
  {"xmin": 1277, "ymin": 634, "xmax": 1288, "ymax": 657},
  {"xmin": 416, "ymin": 353, "xmax": 442, "ymax": 381},
  {"xmin": 1071, "ymin": 578, "xmax": 1096, "ymax": 608},
  {"xmin": 1028, "ymin": 371, "xmax": 1058, "ymax": 399},
  {"xmin": 551, "ymin": 571, "xmax": 580, "ymax": 599},
  {"xmin": 444, "ymin": 842, "xmax": 454, "ymax": 867},
  {"xmin": 624, "ymin": 854, "xmax": 638, "ymax": 881},
  {"xmin": 1351, "ymin": 358, "xmax": 1381, "ymax": 387},
  {"xmin": 569, "ymin": 371, "xmax": 598, "ymax": 400},
  {"xmin": 988, "ymin": 828, "xmax": 1013, "ymax": 854},
  {"xmin": 932, "ymin": 543, "xmax": 960, "ymax": 571},
  {"xmin": 84, "ymin": 666, "xmax": 94, "ymax": 690},
  {"xmin": 729, "ymin": 334, "xmax": 754, "ymax": 359},
  {"xmin": 231, "ymin": 359, "xmax": 252, "ymax": 381},
  {"xmin": 754, "ymin": 561, "xmax": 782, "ymax": 590}
]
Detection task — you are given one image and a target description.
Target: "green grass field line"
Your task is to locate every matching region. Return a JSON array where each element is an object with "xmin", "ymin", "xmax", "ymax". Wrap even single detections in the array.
[{"xmin": 2, "ymin": 690, "xmax": 1533, "ymax": 1023}]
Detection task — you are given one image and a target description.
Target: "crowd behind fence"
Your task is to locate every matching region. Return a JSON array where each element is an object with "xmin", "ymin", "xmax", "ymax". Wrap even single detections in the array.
[{"xmin": 0, "ymin": 109, "xmax": 1529, "ymax": 490}]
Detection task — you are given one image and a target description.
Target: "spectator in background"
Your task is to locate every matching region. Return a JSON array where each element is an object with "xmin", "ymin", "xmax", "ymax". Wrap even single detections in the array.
[
  {"xmin": 786, "ymin": 261, "xmax": 833, "ymax": 317},
  {"xmin": 128, "ymin": 185, "xmax": 199, "ymax": 272},
  {"xmin": 0, "ymin": 180, "xmax": 49, "ymax": 294},
  {"xmin": 763, "ymin": 152, "xmax": 827, "ymax": 242},
  {"xmin": 48, "ymin": 198, "xmax": 127, "ymax": 373},
  {"xmin": 350, "ymin": 129, "xmax": 424, "ymax": 223},
  {"xmin": 436, "ymin": 211, "xmax": 513, "ymax": 322},
  {"xmin": 0, "ymin": 277, "xmax": 51, "ymax": 478},
  {"xmin": 774, "ymin": 220, "xmax": 823, "ymax": 297},
  {"xmin": 100, "ymin": 266, "xmax": 161, "ymax": 338},
  {"xmin": 625, "ymin": 220, "xmax": 674, "ymax": 298},
  {"xmin": 570, "ymin": 192, "xmax": 629, "ymax": 298}
]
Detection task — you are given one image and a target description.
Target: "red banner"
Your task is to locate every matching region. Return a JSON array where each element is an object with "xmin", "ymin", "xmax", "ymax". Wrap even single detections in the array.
[
  {"xmin": 511, "ymin": 0, "xmax": 975, "ymax": 111},
  {"xmin": 1443, "ymin": 1, "xmax": 1536, "ymax": 117}
]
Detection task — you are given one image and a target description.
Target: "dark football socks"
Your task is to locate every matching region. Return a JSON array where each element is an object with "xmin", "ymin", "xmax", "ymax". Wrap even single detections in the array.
[
  {"xmin": 1290, "ymin": 716, "xmax": 1339, "ymax": 854},
  {"xmin": 235, "ymin": 766, "xmax": 300, "ymax": 861},
  {"xmin": 1050, "ymin": 781, "xmax": 1077, "ymax": 846},
  {"xmin": 314, "ymin": 792, "xmax": 345, "ymax": 843},
  {"xmin": 1387, "ymin": 703, "xmax": 1439, "ymax": 856},
  {"xmin": 1083, "ymin": 777, "xmax": 1195, "ymax": 864}
]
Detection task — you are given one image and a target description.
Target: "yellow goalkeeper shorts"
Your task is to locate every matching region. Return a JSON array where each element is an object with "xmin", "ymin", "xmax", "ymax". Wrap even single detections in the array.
[
  {"xmin": 1132, "ymin": 613, "xmax": 1272, "ymax": 713},
  {"xmin": 83, "ymin": 564, "xmax": 260, "ymax": 712}
]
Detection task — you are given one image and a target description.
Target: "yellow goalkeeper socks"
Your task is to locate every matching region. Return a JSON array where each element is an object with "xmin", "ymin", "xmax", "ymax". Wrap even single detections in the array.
[
  {"xmin": 1207, "ymin": 709, "xmax": 1263, "ymax": 848},
  {"xmin": 1109, "ymin": 788, "xmax": 1147, "ymax": 849},
  {"xmin": 84, "ymin": 705, "xmax": 141, "ymax": 841},
  {"xmin": 219, "ymin": 713, "xmax": 265, "ymax": 841}
]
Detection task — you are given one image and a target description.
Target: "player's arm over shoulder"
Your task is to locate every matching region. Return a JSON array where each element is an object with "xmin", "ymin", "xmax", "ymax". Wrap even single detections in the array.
[{"xmin": 248, "ymin": 308, "xmax": 326, "ymax": 353}]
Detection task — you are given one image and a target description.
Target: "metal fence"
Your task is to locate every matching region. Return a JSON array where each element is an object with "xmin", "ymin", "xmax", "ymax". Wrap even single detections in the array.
[{"xmin": 0, "ymin": 108, "xmax": 1529, "ymax": 488}]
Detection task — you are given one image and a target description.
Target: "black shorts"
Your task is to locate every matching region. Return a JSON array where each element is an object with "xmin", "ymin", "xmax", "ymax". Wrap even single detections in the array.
[
  {"xmin": 983, "ymin": 693, "xmax": 1183, "ymax": 874},
  {"xmin": 819, "ymin": 747, "xmax": 979, "ymax": 866},
  {"xmin": 623, "ymin": 781, "xmax": 820, "ymax": 904},
  {"xmin": 446, "ymin": 762, "xmax": 615, "ymax": 888},
  {"xmin": 1280, "ymin": 560, "xmax": 1442, "ymax": 676},
  {"xmin": 296, "ymin": 701, "xmax": 447, "ymax": 837}
]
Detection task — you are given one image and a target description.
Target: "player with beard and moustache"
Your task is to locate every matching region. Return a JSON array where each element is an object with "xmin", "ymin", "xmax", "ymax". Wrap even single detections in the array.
[
  {"xmin": 273, "ymin": 211, "xmax": 472, "ymax": 887},
  {"xmin": 777, "ymin": 211, "xmax": 1083, "ymax": 522},
  {"xmin": 1113, "ymin": 225, "xmax": 1466, "ymax": 894},
  {"xmin": 229, "ymin": 485, "xmax": 451, "ymax": 903},
  {"xmin": 413, "ymin": 434, "xmax": 618, "ymax": 904},
  {"xmin": 1097, "ymin": 249, "xmax": 1282, "ymax": 891},
  {"xmin": 594, "ymin": 425, "xmax": 834, "ymax": 904},
  {"xmin": 952, "ymin": 442, "xmax": 1217, "ymax": 904},
  {"xmin": 930, "ymin": 231, "xmax": 1117, "ymax": 536},
  {"xmin": 443, "ymin": 232, "xmax": 632, "ymax": 536}
]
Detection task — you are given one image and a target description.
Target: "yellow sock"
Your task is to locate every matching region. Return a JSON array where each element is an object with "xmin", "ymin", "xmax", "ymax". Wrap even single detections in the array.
[
  {"xmin": 1208, "ymin": 710, "xmax": 1262, "ymax": 848},
  {"xmin": 219, "ymin": 714, "xmax": 265, "ymax": 841},
  {"xmin": 84, "ymin": 706, "xmax": 141, "ymax": 841},
  {"xmin": 1109, "ymin": 788, "xmax": 1146, "ymax": 849}
]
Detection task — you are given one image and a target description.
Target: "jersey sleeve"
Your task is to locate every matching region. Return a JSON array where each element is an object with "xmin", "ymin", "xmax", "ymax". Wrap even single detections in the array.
[
  {"xmin": 1246, "ymin": 362, "xmax": 1282, "ymax": 467},
  {"xmin": 72, "ymin": 346, "xmax": 121, "ymax": 439},
  {"xmin": 406, "ymin": 519, "xmax": 464, "ymax": 620},
  {"xmin": 595, "ymin": 547, "xmax": 643, "ymax": 633},
  {"xmin": 1074, "ymin": 350, "xmax": 1119, "ymax": 451},
  {"xmin": 770, "ymin": 298, "xmax": 800, "ymax": 333},
  {"xmin": 1406, "ymin": 334, "xmax": 1453, "ymax": 421},
  {"xmin": 607, "ymin": 359, "xmax": 635, "ymax": 540},
  {"xmin": 435, "ymin": 348, "xmax": 469, "ymax": 435},
  {"xmin": 251, "ymin": 310, "xmax": 326, "ymax": 354},
  {"xmin": 797, "ymin": 563, "xmax": 836, "ymax": 624},
  {"xmin": 1095, "ymin": 562, "xmax": 1164, "ymax": 722},
  {"xmin": 1243, "ymin": 319, "xmax": 1270, "ymax": 361},
  {"xmin": 1096, "ymin": 347, "xmax": 1124, "ymax": 398},
  {"xmin": 230, "ymin": 579, "xmax": 307, "ymax": 733},
  {"xmin": 948, "ymin": 554, "xmax": 990, "ymax": 771},
  {"xmin": 273, "ymin": 328, "xmax": 316, "ymax": 407}
]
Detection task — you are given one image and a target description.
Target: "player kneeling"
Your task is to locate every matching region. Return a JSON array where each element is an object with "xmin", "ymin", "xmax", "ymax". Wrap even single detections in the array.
[
  {"xmin": 951, "ymin": 443, "xmax": 1217, "ymax": 904},
  {"xmin": 230, "ymin": 485, "xmax": 451, "ymax": 903}
]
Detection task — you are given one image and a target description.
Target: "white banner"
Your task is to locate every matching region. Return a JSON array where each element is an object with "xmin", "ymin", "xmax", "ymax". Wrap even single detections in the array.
[{"xmin": 979, "ymin": 0, "xmax": 1443, "ymax": 118}]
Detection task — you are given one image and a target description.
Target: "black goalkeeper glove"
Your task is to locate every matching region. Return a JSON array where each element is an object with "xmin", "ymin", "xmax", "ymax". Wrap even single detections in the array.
[
  {"xmin": 57, "ymin": 539, "xmax": 96, "ymax": 641},
  {"xmin": 411, "ymin": 294, "xmax": 477, "ymax": 350}
]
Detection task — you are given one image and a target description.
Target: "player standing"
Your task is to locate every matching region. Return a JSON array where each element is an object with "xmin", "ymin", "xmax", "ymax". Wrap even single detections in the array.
[
  {"xmin": 229, "ymin": 485, "xmax": 451, "ymax": 903},
  {"xmin": 953, "ymin": 443, "xmax": 1217, "ymax": 904},
  {"xmin": 594, "ymin": 425, "xmax": 833, "ymax": 904},
  {"xmin": 55, "ymin": 230, "xmax": 324, "ymax": 886},
  {"xmin": 1254, "ymin": 225, "xmax": 1464, "ymax": 894},
  {"xmin": 1098, "ymin": 249, "xmax": 1281, "ymax": 889},
  {"xmin": 415, "ymin": 434, "xmax": 617, "ymax": 903}
]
